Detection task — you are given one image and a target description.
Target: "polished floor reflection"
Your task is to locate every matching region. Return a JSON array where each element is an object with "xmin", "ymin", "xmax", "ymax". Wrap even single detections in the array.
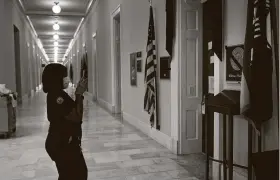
[{"xmin": 0, "ymin": 91, "xmax": 205, "ymax": 180}]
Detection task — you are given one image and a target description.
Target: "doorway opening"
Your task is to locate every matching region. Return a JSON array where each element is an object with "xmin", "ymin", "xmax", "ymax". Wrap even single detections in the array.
[
  {"xmin": 178, "ymin": 0, "xmax": 216, "ymax": 156},
  {"xmin": 13, "ymin": 25, "xmax": 22, "ymax": 104},
  {"xmin": 179, "ymin": 0, "xmax": 203, "ymax": 154},
  {"xmin": 92, "ymin": 33, "xmax": 98, "ymax": 101},
  {"xmin": 111, "ymin": 5, "xmax": 122, "ymax": 115}
]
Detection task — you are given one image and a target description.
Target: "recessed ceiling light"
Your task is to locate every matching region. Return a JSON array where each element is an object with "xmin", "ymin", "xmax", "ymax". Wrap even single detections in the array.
[
  {"xmin": 54, "ymin": 41, "xmax": 58, "ymax": 46},
  {"xmin": 53, "ymin": 34, "xmax": 59, "ymax": 40},
  {"xmin": 53, "ymin": 22, "xmax": 60, "ymax": 31},
  {"xmin": 54, "ymin": 47, "xmax": 58, "ymax": 51},
  {"xmin": 52, "ymin": 2, "xmax": 61, "ymax": 14}
]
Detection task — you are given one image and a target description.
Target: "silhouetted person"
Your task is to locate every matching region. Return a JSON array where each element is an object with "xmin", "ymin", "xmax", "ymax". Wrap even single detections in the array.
[{"xmin": 42, "ymin": 63, "xmax": 88, "ymax": 180}]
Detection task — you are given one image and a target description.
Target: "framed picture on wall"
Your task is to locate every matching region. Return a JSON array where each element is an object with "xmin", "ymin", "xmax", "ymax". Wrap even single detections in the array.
[
  {"xmin": 137, "ymin": 60, "xmax": 142, "ymax": 72},
  {"xmin": 130, "ymin": 53, "xmax": 137, "ymax": 86},
  {"xmin": 226, "ymin": 44, "xmax": 244, "ymax": 82}
]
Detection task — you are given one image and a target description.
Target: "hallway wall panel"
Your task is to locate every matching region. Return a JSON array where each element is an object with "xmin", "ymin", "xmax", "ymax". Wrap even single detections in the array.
[
  {"xmin": 0, "ymin": 0, "xmax": 16, "ymax": 92},
  {"xmin": 10, "ymin": 0, "xmax": 46, "ymax": 98}
]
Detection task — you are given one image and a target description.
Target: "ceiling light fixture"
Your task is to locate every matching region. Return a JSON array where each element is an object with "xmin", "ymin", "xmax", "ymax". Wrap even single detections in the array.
[
  {"xmin": 54, "ymin": 41, "xmax": 58, "ymax": 46},
  {"xmin": 52, "ymin": 2, "xmax": 61, "ymax": 14},
  {"xmin": 54, "ymin": 47, "xmax": 58, "ymax": 51},
  {"xmin": 53, "ymin": 34, "xmax": 59, "ymax": 40},
  {"xmin": 53, "ymin": 22, "xmax": 60, "ymax": 31}
]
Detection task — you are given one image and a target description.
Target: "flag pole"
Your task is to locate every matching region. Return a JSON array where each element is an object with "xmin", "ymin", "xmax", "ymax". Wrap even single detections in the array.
[
  {"xmin": 243, "ymin": 0, "xmax": 254, "ymax": 179},
  {"xmin": 153, "ymin": 3, "xmax": 160, "ymax": 130},
  {"xmin": 270, "ymin": 0, "xmax": 279, "ymax": 131},
  {"xmin": 270, "ymin": 0, "xmax": 279, "ymax": 104},
  {"xmin": 149, "ymin": 0, "xmax": 160, "ymax": 130}
]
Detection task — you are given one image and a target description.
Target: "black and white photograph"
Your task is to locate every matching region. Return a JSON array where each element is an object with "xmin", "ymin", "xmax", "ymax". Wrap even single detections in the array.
[
  {"xmin": 136, "ymin": 51, "xmax": 142, "ymax": 58},
  {"xmin": 130, "ymin": 53, "xmax": 137, "ymax": 86},
  {"xmin": 137, "ymin": 60, "xmax": 142, "ymax": 72},
  {"xmin": 0, "ymin": 0, "xmax": 278, "ymax": 180}
]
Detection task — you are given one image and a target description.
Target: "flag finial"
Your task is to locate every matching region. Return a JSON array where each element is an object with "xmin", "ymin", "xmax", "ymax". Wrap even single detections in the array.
[{"xmin": 148, "ymin": 0, "xmax": 152, "ymax": 6}]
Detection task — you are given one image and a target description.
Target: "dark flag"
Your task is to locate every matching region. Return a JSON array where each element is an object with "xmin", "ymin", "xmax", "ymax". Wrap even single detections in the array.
[
  {"xmin": 144, "ymin": 5, "xmax": 158, "ymax": 128},
  {"xmin": 70, "ymin": 63, "xmax": 73, "ymax": 83},
  {"xmin": 166, "ymin": 0, "xmax": 176, "ymax": 58},
  {"xmin": 80, "ymin": 53, "xmax": 88, "ymax": 79},
  {"xmin": 241, "ymin": 0, "xmax": 274, "ymax": 131},
  {"xmin": 80, "ymin": 53, "xmax": 88, "ymax": 90}
]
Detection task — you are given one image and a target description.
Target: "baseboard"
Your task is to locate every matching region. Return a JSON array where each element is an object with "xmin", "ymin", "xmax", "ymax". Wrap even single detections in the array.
[
  {"xmin": 122, "ymin": 112, "xmax": 177, "ymax": 153},
  {"xmin": 97, "ymin": 98, "xmax": 114, "ymax": 113},
  {"xmin": 214, "ymin": 163, "xmax": 247, "ymax": 180}
]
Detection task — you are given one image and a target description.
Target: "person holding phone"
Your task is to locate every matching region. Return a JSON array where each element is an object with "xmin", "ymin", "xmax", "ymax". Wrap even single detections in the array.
[{"xmin": 42, "ymin": 63, "xmax": 88, "ymax": 180}]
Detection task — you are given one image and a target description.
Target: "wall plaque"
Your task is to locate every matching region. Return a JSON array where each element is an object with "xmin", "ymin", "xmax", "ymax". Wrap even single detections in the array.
[{"xmin": 226, "ymin": 44, "xmax": 244, "ymax": 82}]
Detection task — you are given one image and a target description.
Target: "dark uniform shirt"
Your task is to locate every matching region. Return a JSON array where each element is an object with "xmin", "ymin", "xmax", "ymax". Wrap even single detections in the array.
[{"xmin": 47, "ymin": 90, "xmax": 82, "ymax": 138}]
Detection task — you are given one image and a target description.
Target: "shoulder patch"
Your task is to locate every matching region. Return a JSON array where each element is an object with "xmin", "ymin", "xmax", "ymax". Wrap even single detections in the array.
[{"xmin": 56, "ymin": 97, "xmax": 64, "ymax": 104}]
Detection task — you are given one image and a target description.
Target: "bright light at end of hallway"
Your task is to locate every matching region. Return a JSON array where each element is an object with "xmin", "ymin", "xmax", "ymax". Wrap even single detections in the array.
[
  {"xmin": 53, "ymin": 34, "xmax": 59, "ymax": 40},
  {"xmin": 53, "ymin": 22, "xmax": 60, "ymax": 31}
]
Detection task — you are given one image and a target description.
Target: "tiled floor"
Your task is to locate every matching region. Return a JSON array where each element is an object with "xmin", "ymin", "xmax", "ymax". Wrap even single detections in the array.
[{"xmin": 0, "ymin": 91, "xmax": 206, "ymax": 180}]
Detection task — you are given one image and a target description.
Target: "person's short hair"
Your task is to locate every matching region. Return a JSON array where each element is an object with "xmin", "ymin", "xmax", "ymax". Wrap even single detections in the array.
[{"xmin": 42, "ymin": 63, "xmax": 67, "ymax": 93}]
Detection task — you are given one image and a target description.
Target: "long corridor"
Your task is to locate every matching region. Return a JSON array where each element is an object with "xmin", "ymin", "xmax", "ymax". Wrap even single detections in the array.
[{"xmin": 0, "ymin": 91, "xmax": 205, "ymax": 180}]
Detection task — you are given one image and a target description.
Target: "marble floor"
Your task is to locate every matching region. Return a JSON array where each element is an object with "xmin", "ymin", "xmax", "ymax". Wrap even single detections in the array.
[{"xmin": 0, "ymin": 91, "xmax": 206, "ymax": 180}]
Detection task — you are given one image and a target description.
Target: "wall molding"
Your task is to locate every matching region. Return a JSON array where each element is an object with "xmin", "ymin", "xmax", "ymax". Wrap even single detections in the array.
[
  {"xmin": 110, "ymin": 4, "xmax": 122, "ymax": 113},
  {"xmin": 97, "ymin": 98, "xmax": 114, "ymax": 114},
  {"xmin": 122, "ymin": 112, "xmax": 178, "ymax": 154}
]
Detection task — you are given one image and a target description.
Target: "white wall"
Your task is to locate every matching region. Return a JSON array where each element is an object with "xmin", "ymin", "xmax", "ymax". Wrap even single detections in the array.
[
  {"xmin": 11, "ymin": 0, "xmax": 46, "ymax": 98},
  {"xmin": 0, "ymin": 0, "xmax": 45, "ymax": 132},
  {"xmin": 0, "ymin": 0, "xmax": 16, "ymax": 92},
  {"xmin": 70, "ymin": 0, "xmax": 173, "ymax": 137}
]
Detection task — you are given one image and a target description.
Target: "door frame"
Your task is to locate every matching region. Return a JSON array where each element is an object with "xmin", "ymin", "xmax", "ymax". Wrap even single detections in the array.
[
  {"xmin": 111, "ymin": 4, "xmax": 122, "ymax": 114},
  {"xmin": 178, "ymin": 0, "xmax": 204, "ymax": 155},
  {"xmin": 92, "ymin": 32, "xmax": 98, "ymax": 101},
  {"xmin": 13, "ymin": 25, "xmax": 22, "ymax": 103}
]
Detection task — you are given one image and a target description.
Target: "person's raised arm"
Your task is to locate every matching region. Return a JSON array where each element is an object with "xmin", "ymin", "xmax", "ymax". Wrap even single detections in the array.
[{"xmin": 65, "ymin": 78, "xmax": 88, "ymax": 122}]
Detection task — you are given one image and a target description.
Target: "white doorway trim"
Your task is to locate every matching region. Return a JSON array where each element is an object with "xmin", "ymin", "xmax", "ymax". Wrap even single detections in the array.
[
  {"xmin": 92, "ymin": 31, "xmax": 98, "ymax": 101},
  {"xmin": 169, "ymin": 0, "xmax": 183, "ymax": 154},
  {"xmin": 111, "ymin": 4, "xmax": 121, "ymax": 114}
]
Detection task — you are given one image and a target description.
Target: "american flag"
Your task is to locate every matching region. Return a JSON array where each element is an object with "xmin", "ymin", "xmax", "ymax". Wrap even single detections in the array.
[
  {"xmin": 144, "ymin": 6, "xmax": 157, "ymax": 128},
  {"xmin": 241, "ymin": 0, "xmax": 276, "ymax": 132}
]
